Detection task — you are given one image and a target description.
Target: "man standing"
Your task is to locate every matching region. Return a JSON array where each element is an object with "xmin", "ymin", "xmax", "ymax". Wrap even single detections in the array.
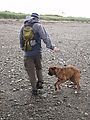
[{"xmin": 19, "ymin": 13, "xmax": 59, "ymax": 96}]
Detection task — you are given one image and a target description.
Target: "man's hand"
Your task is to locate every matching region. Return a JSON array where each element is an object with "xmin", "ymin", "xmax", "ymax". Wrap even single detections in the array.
[{"xmin": 53, "ymin": 47, "xmax": 60, "ymax": 53}]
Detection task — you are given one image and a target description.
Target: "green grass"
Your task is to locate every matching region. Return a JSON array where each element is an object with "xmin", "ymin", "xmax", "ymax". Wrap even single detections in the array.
[
  {"xmin": 0, "ymin": 11, "xmax": 26, "ymax": 19},
  {"xmin": 0, "ymin": 11, "xmax": 90, "ymax": 22},
  {"xmin": 40, "ymin": 14, "xmax": 90, "ymax": 22}
]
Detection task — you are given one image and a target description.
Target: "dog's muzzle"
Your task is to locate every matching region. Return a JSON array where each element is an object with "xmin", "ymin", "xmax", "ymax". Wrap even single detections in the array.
[{"xmin": 48, "ymin": 71, "xmax": 53, "ymax": 76}]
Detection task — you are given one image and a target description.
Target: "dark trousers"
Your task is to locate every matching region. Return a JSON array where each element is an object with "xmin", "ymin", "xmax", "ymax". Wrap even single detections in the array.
[{"xmin": 24, "ymin": 55, "xmax": 43, "ymax": 90}]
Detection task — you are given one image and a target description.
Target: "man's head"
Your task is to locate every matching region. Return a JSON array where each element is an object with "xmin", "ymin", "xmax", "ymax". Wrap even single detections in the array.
[
  {"xmin": 31, "ymin": 13, "xmax": 39, "ymax": 19},
  {"xmin": 25, "ymin": 13, "xmax": 39, "ymax": 23}
]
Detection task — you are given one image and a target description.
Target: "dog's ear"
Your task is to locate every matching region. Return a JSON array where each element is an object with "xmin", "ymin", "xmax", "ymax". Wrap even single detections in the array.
[
  {"xmin": 51, "ymin": 67, "xmax": 57, "ymax": 70},
  {"xmin": 54, "ymin": 67, "xmax": 58, "ymax": 73}
]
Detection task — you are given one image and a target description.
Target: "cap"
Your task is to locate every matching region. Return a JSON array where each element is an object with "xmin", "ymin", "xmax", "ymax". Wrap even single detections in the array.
[{"xmin": 31, "ymin": 13, "xmax": 39, "ymax": 19}]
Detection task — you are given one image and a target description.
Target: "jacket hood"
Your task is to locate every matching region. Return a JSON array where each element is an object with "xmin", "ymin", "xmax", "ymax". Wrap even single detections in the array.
[{"xmin": 24, "ymin": 15, "xmax": 39, "ymax": 25}]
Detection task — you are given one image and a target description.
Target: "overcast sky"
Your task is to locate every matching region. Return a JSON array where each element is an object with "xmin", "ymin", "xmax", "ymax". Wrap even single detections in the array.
[{"xmin": 0, "ymin": 0, "xmax": 90, "ymax": 18}]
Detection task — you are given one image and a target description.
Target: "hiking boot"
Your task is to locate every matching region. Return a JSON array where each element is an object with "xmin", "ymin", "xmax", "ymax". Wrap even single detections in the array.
[
  {"xmin": 36, "ymin": 81, "xmax": 43, "ymax": 89},
  {"xmin": 32, "ymin": 90, "xmax": 38, "ymax": 96}
]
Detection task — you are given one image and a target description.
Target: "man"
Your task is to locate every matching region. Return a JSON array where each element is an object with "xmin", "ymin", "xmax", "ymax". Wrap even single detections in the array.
[{"xmin": 19, "ymin": 13, "xmax": 59, "ymax": 96}]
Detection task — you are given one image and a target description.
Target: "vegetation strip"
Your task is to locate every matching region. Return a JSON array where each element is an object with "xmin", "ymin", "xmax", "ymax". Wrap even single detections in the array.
[{"xmin": 0, "ymin": 11, "xmax": 90, "ymax": 22}]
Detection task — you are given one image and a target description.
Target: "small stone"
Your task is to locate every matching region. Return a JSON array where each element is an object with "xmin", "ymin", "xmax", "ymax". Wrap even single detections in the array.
[
  {"xmin": 14, "ymin": 100, "xmax": 17, "ymax": 102},
  {"xmin": 11, "ymin": 68, "xmax": 15, "ymax": 72},
  {"xmin": 42, "ymin": 93, "xmax": 48, "ymax": 98},
  {"xmin": 57, "ymin": 101, "xmax": 61, "ymax": 105},
  {"xmin": 83, "ymin": 69, "xmax": 86, "ymax": 72},
  {"xmin": 64, "ymin": 84, "xmax": 68, "ymax": 87},
  {"xmin": 2, "ymin": 45, "xmax": 4, "ymax": 48},
  {"xmin": 84, "ymin": 112, "xmax": 88, "ymax": 117},
  {"xmin": 83, "ymin": 84, "xmax": 87, "ymax": 87},
  {"xmin": 66, "ymin": 103, "xmax": 71, "ymax": 108},
  {"xmin": 77, "ymin": 118, "xmax": 80, "ymax": 120},
  {"xmin": 60, "ymin": 100, "xmax": 64, "ymax": 104},
  {"xmin": 29, "ymin": 118, "xmax": 33, "ymax": 120},
  {"xmin": 8, "ymin": 114, "xmax": 11, "ymax": 117},
  {"xmin": 10, "ymin": 80, "xmax": 14, "ymax": 84},
  {"xmin": 0, "ymin": 90, "xmax": 5, "ymax": 93},
  {"xmin": 20, "ymin": 89, "xmax": 23, "ymax": 91},
  {"xmin": 68, "ymin": 85, "xmax": 73, "ymax": 88},
  {"xmin": 52, "ymin": 57, "xmax": 55, "ymax": 60},
  {"xmin": 75, "ymin": 107, "xmax": 79, "ymax": 110},
  {"xmin": 75, "ymin": 91, "xmax": 78, "ymax": 94},
  {"xmin": 53, "ymin": 95, "xmax": 57, "ymax": 98},
  {"xmin": 64, "ymin": 96, "xmax": 67, "ymax": 98},
  {"xmin": 81, "ymin": 117, "xmax": 85, "ymax": 120},
  {"xmin": 13, "ymin": 88, "xmax": 17, "ymax": 92},
  {"xmin": 63, "ymin": 98, "xmax": 67, "ymax": 102},
  {"xmin": 15, "ymin": 79, "xmax": 22, "ymax": 83},
  {"xmin": 85, "ymin": 81, "xmax": 89, "ymax": 84}
]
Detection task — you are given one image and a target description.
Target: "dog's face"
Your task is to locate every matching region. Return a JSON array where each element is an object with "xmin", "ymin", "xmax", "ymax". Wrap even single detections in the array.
[{"xmin": 48, "ymin": 66, "xmax": 59, "ymax": 76}]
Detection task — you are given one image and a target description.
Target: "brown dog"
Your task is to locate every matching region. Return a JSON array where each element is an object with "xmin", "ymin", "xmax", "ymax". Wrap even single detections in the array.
[{"xmin": 48, "ymin": 65, "xmax": 80, "ymax": 92}]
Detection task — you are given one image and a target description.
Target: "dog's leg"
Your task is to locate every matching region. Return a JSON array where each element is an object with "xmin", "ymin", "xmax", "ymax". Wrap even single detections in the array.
[
  {"xmin": 69, "ymin": 76, "xmax": 76, "ymax": 88},
  {"xmin": 57, "ymin": 80, "xmax": 61, "ymax": 90},
  {"xmin": 74, "ymin": 73, "xmax": 80, "ymax": 91},
  {"xmin": 76, "ymin": 82, "xmax": 80, "ymax": 91},
  {"xmin": 73, "ymin": 79, "xmax": 80, "ymax": 91},
  {"xmin": 54, "ymin": 79, "xmax": 61, "ymax": 91},
  {"xmin": 70, "ymin": 74, "xmax": 80, "ymax": 91},
  {"xmin": 54, "ymin": 82, "xmax": 57, "ymax": 91},
  {"xmin": 58, "ymin": 84, "xmax": 60, "ymax": 90}
]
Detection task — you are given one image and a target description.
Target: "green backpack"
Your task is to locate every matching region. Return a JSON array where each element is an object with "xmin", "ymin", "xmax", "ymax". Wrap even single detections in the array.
[{"xmin": 23, "ymin": 26, "xmax": 36, "ymax": 51}]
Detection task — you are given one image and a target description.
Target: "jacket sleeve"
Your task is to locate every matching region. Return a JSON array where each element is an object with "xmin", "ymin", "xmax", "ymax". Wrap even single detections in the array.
[
  {"xmin": 19, "ymin": 26, "xmax": 24, "ymax": 50},
  {"xmin": 37, "ymin": 24, "xmax": 55, "ymax": 50}
]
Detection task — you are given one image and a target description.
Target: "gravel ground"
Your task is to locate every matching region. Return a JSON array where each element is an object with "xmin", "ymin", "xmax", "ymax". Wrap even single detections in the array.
[{"xmin": 0, "ymin": 19, "xmax": 90, "ymax": 120}]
